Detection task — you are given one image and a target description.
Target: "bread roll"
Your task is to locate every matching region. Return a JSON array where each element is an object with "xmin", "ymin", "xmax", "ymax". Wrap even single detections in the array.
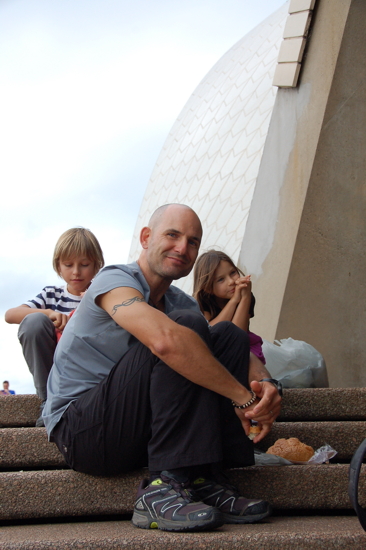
[
  {"xmin": 266, "ymin": 437, "xmax": 314, "ymax": 462},
  {"xmin": 248, "ymin": 425, "xmax": 261, "ymax": 440}
]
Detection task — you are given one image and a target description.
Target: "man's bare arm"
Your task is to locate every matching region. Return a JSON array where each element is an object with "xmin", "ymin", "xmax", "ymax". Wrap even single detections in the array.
[
  {"xmin": 97, "ymin": 286, "xmax": 253, "ymax": 407},
  {"xmin": 111, "ymin": 296, "xmax": 145, "ymax": 316}
]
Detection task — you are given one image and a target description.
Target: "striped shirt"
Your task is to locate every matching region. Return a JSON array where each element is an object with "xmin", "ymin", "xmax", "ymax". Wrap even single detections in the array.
[{"xmin": 24, "ymin": 286, "xmax": 82, "ymax": 315}]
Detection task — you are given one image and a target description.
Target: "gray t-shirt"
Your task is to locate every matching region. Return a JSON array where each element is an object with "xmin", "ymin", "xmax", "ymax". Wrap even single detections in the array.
[{"xmin": 43, "ymin": 262, "xmax": 200, "ymax": 437}]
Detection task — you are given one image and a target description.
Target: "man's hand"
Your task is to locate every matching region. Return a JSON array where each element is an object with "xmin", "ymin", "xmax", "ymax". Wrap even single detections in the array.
[
  {"xmin": 242, "ymin": 380, "xmax": 282, "ymax": 443},
  {"xmin": 233, "ymin": 398, "xmax": 259, "ymax": 437},
  {"xmin": 46, "ymin": 310, "xmax": 69, "ymax": 332}
]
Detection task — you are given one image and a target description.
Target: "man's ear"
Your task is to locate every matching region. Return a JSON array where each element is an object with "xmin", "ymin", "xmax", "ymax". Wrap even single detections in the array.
[{"xmin": 140, "ymin": 226, "xmax": 151, "ymax": 249}]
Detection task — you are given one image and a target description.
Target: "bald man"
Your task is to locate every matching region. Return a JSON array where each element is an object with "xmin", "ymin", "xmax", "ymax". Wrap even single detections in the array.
[{"xmin": 44, "ymin": 204, "xmax": 281, "ymax": 532}]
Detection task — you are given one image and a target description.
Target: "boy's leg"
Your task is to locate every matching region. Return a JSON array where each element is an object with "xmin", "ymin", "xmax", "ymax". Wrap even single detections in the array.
[{"xmin": 18, "ymin": 313, "xmax": 57, "ymax": 401}]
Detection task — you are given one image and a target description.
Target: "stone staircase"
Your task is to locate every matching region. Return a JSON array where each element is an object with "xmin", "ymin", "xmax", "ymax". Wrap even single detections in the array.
[{"xmin": 0, "ymin": 389, "xmax": 365, "ymax": 549}]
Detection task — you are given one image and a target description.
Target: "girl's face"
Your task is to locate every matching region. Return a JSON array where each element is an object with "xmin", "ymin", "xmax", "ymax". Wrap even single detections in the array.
[
  {"xmin": 211, "ymin": 260, "xmax": 239, "ymax": 302},
  {"xmin": 58, "ymin": 255, "xmax": 96, "ymax": 296}
]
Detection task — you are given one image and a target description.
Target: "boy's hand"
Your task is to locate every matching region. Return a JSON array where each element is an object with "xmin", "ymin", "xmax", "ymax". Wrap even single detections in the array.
[{"xmin": 46, "ymin": 310, "xmax": 69, "ymax": 332}]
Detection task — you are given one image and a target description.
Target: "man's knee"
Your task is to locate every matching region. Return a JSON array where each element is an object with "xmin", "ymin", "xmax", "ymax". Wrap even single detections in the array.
[
  {"xmin": 168, "ymin": 309, "xmax": 208, "ymax": 334},
  {"xmin": 18, "ymin": 313, "xmax": 55, "ymax": 342},
  {"xmin": 210, "ymin": 320, "xmax": 250, "ymax": 347}
]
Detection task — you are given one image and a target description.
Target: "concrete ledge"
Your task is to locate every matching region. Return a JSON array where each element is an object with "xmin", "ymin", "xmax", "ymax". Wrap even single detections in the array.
[
  {"xmin": 229, "ymin": 464, "xmax": 366, "ymax": 510},
  {"xmin": 0, "ymin": 395, "xmax": 41, "ymax": 427},
  {"xmin": 0, "ymin": 517, "xmax": 365, "ymax": 549},
  {"xmin": 0, "ymin": 470, "xmax": 142, "ymax": 520},
  {"xmin": 278, "ymin": 388, "xmax": 366, "ymax": 420},
  {"xmin": 256, "ymin": 421, "xmax": 366, "ymax": 460},
  {"xmin": 0, "ymin": 428, "xmax": 66, "ymax": 468},
  {"xmin": 0, "ymin": 469, "xmax": 143, "ymax": 520},
  {"xmin": 1, "ymin": 420, "xmax": 364, "ymax": 469},
  {"xmin": 0, "ymin": 465, "xmax": 365, "ymax": 520},
  {"xmin": 2, "ymin": 389, "xmax": 365, "ymax": 427}
]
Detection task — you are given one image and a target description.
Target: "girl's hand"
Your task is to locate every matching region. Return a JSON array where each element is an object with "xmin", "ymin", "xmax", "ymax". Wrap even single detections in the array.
[
  {"xmin": 236, "ymin": 275, "xmax": 251, "ymax": 299},
  {"xmin": 231, "ymin": 275, "xmax": 251, "ymax": 302},
  {"xmin": 230, "ymin": 282, "xmax": 244, "ymax": 305}
]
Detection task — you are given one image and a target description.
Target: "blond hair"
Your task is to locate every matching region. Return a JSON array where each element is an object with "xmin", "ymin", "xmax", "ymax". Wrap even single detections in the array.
[{"xmin": 52, "ymin": 227, "xmax": 104, "ymax": 276}]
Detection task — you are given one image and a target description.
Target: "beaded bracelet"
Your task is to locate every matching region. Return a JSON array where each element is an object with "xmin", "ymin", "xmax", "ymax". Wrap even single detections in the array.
[{"xmin": 231, "ymin": 390, "xmax": 257, "ymax": 409}]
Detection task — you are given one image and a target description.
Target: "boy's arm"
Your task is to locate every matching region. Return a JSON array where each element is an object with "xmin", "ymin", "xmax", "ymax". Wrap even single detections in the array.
[{"xmin": 5, "ymin": 305, "xmax": 69, "ymax": 330}]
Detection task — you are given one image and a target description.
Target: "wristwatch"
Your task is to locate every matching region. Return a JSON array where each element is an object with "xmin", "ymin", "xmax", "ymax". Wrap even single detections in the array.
[{"xmin": 259, "ymin": 378, "xmax": 283, "ymax": 396}]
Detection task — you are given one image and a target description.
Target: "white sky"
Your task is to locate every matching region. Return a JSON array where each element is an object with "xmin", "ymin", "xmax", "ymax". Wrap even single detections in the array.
[{"xmin": 0, "ymin": 0, "xmax": 286, "ymax": 394}]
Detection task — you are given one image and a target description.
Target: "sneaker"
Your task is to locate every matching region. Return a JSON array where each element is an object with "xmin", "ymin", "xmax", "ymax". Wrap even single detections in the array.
[
  {"xmin": 132, "ymin": 471, "xmax": 224, "ymax": 532},
  {"xmin": 35, "ymin": 401, "xmax": 46, "ymax": 427},
  {"xmin": 192, "ymin": 477, "xmax": 272, "ymax": 524}
]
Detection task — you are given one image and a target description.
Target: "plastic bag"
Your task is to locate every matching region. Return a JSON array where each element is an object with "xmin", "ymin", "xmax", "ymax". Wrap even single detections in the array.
[
  {"xmin": 307, "ymin": 444, "xmax": 337, "ymax": 464},
  {"xmin": 254, "ymin": 444, "xmax": 337, "ymax": 466},
  {"xmin": 262, "ymin": 338, "xmax": 329, "ymax": 388},
  {"xmin": 254, "ymin": 449, "xmax": 293, "ymax": 466}
]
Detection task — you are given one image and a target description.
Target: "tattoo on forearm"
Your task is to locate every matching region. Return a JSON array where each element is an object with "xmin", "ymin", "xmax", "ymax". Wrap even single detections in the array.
[{"xmin": 111, "ymin": 296, "xmax": 145, "ymax": 316}]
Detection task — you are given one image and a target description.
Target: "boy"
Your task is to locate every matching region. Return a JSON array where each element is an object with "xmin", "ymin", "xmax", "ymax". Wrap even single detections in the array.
[{"xmin": 5, "ymin": 227, "xmax": 104, "ymax": 425}]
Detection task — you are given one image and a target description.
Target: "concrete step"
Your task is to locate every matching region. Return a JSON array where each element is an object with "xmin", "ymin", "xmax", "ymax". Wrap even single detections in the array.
[
  {"xmin": 256, "ymin": 420, "xmax": 366, "ymax": 461},
  {"xmin": 278, "ymin": 388, "xmax": 366, "ymax": 421},
  {"xmin": 0, "ymin": 464, "xmax": 365, "ymax": 521},
  {"xmin": 0, "ymin": 394, "xmax": 41, "ymax": 427},
  {"xmin": 0, "ymin": 516, "xmax": 365, "ymax": 549},
  {"xmin": 1, "ymin": 420, "xmax": 365, "ymax": 470},
  {"xmin": 0, "ymin": 428, "xmax": 66, "ymax": 469},
  {"xmin": 1, "ymin": 389, "xmax": 365, "ymax": 428}
]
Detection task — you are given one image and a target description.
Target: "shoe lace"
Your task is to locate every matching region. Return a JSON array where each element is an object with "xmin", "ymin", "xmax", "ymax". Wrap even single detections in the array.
[{"xmin": 162, "ymin": 476, "xmax": 194, "ymax": 503}]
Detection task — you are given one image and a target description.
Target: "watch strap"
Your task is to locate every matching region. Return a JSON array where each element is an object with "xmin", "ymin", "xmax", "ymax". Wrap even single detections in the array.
[{"xmin": 259, "ymin": 378, "xmax": 283, "ymax": 396}]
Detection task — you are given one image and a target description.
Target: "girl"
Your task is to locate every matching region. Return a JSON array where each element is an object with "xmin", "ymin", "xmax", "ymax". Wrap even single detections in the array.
[
  {"xmin": 5, "ymin": 227, "xmax": 104, "ymax": 425},
  {"xmin": 193, "ymin": 250, "xmax": 265, "ymax": 364}
]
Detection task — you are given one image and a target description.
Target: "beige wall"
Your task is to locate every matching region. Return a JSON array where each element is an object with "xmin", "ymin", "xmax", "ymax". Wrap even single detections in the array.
[{"xmin": 240, "ymin": 0, "xmax": 365, "ymax": 387}]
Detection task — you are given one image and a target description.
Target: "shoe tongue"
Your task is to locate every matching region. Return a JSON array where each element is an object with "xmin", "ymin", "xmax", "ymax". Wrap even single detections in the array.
[
  {"xmin": 160, "ymin": 470, "xmax": 189, "ymax": 484},
  {"xmin": 160, "ymin": 471, "xmax": 193, "ymax": 501}
]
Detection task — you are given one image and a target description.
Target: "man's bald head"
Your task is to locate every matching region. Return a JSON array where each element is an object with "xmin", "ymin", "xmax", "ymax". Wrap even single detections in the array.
[{"xmin": 148, "ymin": 204, "xmax": 202, "ymax": 235}]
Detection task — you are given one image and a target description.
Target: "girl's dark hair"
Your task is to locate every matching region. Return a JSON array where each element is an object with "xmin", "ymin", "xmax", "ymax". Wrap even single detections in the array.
[{"xmin": 193, "ymin": 250, "xmax": 244, "ymax": 320}]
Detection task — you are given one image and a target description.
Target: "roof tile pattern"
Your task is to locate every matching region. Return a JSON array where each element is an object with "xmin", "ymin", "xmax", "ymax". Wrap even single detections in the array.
[{"xmin": 129, "ymin": 4, "xmax": 288, "ymax": 293}]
